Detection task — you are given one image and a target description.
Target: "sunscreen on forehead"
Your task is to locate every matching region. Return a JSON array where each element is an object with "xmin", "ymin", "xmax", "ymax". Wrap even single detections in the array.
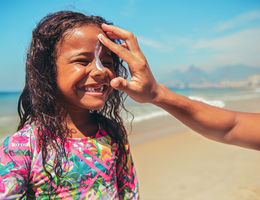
[{"xmin": 94, "ymin": 40, "xmax": 106, "ymax": 72}]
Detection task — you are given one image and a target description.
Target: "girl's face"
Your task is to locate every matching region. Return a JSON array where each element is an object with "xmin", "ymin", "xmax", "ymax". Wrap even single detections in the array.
[{"xmin": 55, "ymin": 25, "xmax": 115, "ymax": 111}]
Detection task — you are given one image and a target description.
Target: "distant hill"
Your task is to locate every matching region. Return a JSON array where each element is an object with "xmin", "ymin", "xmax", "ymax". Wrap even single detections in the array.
[{"xmin": 163, "ymin": 65, "xmax": 260, "ymax": 88}]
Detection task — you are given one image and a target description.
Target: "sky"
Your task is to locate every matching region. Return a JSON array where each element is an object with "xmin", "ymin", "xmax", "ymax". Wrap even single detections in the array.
[{"xmin": 0, "ymin": 0, "xmax": 260, "ymax": 91}]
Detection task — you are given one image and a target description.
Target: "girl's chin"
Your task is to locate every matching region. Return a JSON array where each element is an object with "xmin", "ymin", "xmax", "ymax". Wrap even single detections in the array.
[{"xmin": 80, "ymin": 102, "xmax": 106, "ymax": 111}]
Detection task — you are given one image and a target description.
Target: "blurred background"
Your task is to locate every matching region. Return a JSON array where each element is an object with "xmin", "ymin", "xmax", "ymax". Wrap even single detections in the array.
[{"xmin": 1, "ymin": 1, "xmax": 260, "ymax": 199}]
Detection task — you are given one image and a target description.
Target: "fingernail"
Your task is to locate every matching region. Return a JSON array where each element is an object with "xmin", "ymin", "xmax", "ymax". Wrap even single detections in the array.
[
  {"xmin": 98, "ymin": 34, "xmax": 104, "ymax": 43},
  {"xmin": 102, "ymin": 23, "xmax": 109, "ymax": 27}
]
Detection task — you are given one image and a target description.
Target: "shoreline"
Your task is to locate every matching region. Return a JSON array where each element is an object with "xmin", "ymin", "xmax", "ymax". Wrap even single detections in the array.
[
  {"xmin": 0, "ymin": 91, "xmax": 260, "ymax": 199},
  {"xmin": 128, "ymin": 97, "xmax": 260, "ymax": 200},
  {"xmin": 127, "ymin": 95, "xmax": 260, "ymax": 146},
  {"xmin": 127, "ymin": 114, "xmax": 187, "ymax": 147}
]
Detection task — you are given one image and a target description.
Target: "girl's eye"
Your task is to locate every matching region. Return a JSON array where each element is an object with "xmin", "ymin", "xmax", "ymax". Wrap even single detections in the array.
[{"xmin": 74, "ymin": 59, "xmax": 90, "ymax": 66}]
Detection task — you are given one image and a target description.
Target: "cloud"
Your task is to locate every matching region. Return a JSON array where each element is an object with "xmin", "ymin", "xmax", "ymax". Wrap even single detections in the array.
[
  {"xmin": 190, "ymin": 28, "xmax": 260, "ymax": 68},
  {"xmin": 215, "ymin": 10, "xmax": 260, "ymax": 32},
  {"xmin": 142, "ymin": 27, "xmax": 260, "ymax": 69},
  {"xmin": 137, "ymin": 34, "xmax": 191, "ymax": 53},
  {"xmin": 193, "ymin": 28, "xmax": 260, "ymax": 50},
  {"xmin": 138, "ymin": 10, "xmax": 260, "ymax": 70},
  {"xmin": 138, "ymin": 36, "xmax": 169, "ymax": 51}
]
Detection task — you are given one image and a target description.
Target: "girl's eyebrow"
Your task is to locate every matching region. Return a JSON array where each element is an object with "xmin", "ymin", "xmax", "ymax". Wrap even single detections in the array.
[
  {"xmin": 70, "ymin": 52, "xmax": 93, "ymax": 59},
  {"xmin": 69, "ymin": 51, "xmax": 112, "ymax": 59}
]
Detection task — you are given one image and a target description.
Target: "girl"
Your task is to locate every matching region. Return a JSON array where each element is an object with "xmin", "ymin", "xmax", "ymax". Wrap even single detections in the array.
[{"xmin": 0, "ymin": 11, "xmax": 139, "ymax": 199}]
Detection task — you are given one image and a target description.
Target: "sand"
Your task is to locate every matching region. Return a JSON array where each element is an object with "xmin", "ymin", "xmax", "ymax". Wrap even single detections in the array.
[
  {"xmin": 128, "ymin": 98, "xmax": 260, "ymax": 200},
  {"xmin": 1, "ymin": 92, "xmax": 259, "ymax": 199}
]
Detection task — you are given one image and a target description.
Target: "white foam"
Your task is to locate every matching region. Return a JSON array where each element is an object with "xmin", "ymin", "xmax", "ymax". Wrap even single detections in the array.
[
  {"xmin": 126, "ymin": 96, "xmax": 226, "ymax": 123},
  {"xmin": 126, "ymin": 110, "xmax": 170, "ymax": 123},
  {"xmin": 188, "ymin": 96, "xmax": 225, "ymax": 108},
  {"xmin": 0, "ymin": 115, "xmax": 17, "ymax": 123},
  {"xmin": 221, "ymin": 93, "xmax": 260, "ymax": 101},
  {"xmin": 254, "ymin": 88, "xmax": 260, "ymax": 93}
]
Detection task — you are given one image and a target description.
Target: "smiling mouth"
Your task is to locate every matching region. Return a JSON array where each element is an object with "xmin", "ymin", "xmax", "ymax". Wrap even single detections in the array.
[
  {"xmin": 78, "ymin": 84, "xmax": 109, "ymax": 95},
  {"xmin": 85, "ymin": 86, "xmax": 105, "ymax": 93}
]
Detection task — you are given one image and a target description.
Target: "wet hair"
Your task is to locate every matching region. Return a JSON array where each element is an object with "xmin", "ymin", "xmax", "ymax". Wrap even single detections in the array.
[{"xmin": 17, "ymin": 11, "xmax": 129, "ymax": 197}]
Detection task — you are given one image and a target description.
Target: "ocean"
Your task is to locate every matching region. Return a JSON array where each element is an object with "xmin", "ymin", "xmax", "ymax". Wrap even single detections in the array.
[{"xmin": 1, "ymin": 88, "xmax": 260, "ymax": 141}]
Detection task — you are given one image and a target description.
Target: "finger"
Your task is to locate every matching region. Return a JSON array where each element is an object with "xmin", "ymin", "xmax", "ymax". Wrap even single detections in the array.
[
  {"xmin": 102, "ymin": 24, "xmax": 140, "ymax": 53},
  {"xmin": 120, "ymin": 43, "xmax": 128, "ymax": 49},
  {"xmin": 106, "ymin": 32, "xmax": 117, "ymax": 39},
  {"xmin": 105, "ymin": 32, "xmax": 128, "ymax": 48},
  {"xmin": 106, "ymin": 32, "xmax": 129, "ymax": 49},
  {"xmin": 98, "ymin": 34, "xmax": 135, "ymax": 65},
  {"xmin": 110, "ymin": 77, "xmax": 129, "ymax": 92},
  {"xmin": 106, "ymin": 33, "xmax": 128, "ymax": 49},
  {"xmin": 102, "ymin": 24, "xmax": 132, "ymax": 41}
]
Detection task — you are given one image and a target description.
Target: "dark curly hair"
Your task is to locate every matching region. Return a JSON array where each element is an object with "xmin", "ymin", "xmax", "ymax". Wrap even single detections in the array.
[{"xmin": 17, "ymin": 11, "xmax": 130, "ymax": 198}]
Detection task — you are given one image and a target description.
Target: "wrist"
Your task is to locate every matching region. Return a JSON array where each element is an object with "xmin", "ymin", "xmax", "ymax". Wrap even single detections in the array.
[{"xmin": 149, "ymin": 83, "xmax": 168, "ymax": 105}]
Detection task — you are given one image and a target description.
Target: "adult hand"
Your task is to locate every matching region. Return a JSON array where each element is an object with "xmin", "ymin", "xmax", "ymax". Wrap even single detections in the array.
[
  {"xmin": 98, "ymin": 24, "xmax": 160, "ymax": 103},
  {"xmin": 99, "ymin": 25, "xmax": 260, "ymax": 151}
]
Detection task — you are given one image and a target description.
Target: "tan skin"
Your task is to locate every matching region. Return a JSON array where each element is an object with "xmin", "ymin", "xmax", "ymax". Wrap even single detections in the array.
[
  {"xmin": 98, "ymin": 24, "xmax": 260, "ymax": 151},
  {"xmin": 55, "ymin": 25, "xmax": 115, "ymax": 138}
]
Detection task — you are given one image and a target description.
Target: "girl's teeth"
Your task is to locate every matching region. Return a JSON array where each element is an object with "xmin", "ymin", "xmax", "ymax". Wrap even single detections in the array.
[{"xmin": 85, "ymin": 86, "xmax": 104, "ymax": 92}]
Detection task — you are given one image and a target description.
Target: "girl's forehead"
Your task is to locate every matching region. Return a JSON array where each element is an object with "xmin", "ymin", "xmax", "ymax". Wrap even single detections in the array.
[
  {"xmin": 57, "ymin": 25, "xmax": 104, "ymax": 55},
  {"xmin": 65, "ymin": 25, "xmax": 102, "ymax": 45},
  {"xmin": 56, "ymin": 25, "xmax": 111, "ymax": 58},
  {"xmin": 70, "ymin": 25, "xmax": 101, "ymax": 38}
]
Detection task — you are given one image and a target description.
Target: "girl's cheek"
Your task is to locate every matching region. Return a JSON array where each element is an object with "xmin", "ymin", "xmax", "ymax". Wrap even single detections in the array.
[
  {"xmin": 70, "ymin": 66, "xmax": 89, "ymax": 85},
  {"xmin": 71, "ymin": 65, "xmax": 90, "ymax": 77},
  {"xmin": 74, "ymin": 66, "xmax": 81, "ymax": 72}
]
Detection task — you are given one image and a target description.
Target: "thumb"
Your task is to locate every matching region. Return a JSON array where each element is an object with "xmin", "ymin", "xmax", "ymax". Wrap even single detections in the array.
[{"xmin": 110, "ymin": 77, "xmax": 129, "ymax": 92}]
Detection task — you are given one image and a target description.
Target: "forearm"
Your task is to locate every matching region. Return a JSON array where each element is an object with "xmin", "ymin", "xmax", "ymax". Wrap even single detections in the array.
[
  {"xmin": 151, "ymin": 84, "xmax": 239, "ymax": 144},
  {"xmin": 100, "ymin": 25, "xmax": 260, "ymax": 150},
  {"xmin": 151, "ymin": 84, "xmax": 260, "ymax": 150}
]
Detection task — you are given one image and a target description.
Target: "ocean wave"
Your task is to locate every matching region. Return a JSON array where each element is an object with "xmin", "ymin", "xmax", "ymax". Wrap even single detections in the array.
[
  {"xmin": 221, "ymin": 93, "xmax": 260, "ymax": 101},
  {"xmin": 188, "ymin": 96, "xmax": 225, "ymax": 108},
  {"xmin": 254, "ymin": 88, "xmax": 260, "ymax": 93},
  {"xmin": 126, "ymin": 95, "xmax": 225, "ymax": 123},
  {"xmin": 126, "ymin": 110, "xmax": 170, "ymax": 123},
  {"xmin": 0, "ymin": 115, "xmax": 18, "ymax": 123}
]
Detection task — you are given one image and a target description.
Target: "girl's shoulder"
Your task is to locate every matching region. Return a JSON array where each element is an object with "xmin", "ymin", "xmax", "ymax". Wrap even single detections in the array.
[{"xmin": 1, "ymin": 122, "xmax": 38, "ymax": 155}]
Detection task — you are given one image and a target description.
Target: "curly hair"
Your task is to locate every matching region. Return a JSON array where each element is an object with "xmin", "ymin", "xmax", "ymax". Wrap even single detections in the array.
[{"xmin": 17, "ymin": 11, "xmax": 130, "ymax": 198}]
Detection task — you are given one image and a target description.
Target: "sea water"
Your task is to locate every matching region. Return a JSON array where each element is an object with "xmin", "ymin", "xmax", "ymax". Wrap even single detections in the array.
[
  {"xmin": 1, "ymin": 88, "xmax": 260, "ymax": 141},
  {"xmin": 0, "ymin": 91, "xmax": 20, "ymax": 142},
  {"xmin": 123, "ymin": 87, "xmax": 260, "ymax": 123}
]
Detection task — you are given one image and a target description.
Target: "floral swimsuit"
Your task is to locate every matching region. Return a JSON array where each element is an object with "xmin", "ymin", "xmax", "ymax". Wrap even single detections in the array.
[{"xmin": 0, "ymin": 122, "xmax": 139, "ymax": 199}]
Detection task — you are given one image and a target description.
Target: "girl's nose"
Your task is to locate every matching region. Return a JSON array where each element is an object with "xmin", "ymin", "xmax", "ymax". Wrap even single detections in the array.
[{"xmin": 88, "ymin": 61, "xmax": 107, "ymax": 78}]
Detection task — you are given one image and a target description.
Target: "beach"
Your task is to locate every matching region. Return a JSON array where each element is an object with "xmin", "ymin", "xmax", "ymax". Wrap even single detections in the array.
[
  {"xmin": 128, "ymin": 96, "xmax": 260, "ymax": 200},
  {"xmin": 1, "ymin": 89, "xmax": 260, "ymax": 199}
]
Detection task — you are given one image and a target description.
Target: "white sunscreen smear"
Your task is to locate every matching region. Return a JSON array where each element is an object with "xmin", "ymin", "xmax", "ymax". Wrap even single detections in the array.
[{"xmin": 94, "ymin": 40, "xmax": 106, "ymax": 72}]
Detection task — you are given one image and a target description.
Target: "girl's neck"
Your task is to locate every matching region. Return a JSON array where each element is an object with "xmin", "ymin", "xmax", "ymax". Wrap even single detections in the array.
[{"xmin": 65, "ymin": 109, "xmax": 99, "ymax": 138}]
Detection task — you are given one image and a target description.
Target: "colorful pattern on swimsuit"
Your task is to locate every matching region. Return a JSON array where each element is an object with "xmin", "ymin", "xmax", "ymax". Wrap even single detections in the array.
[{"xmin": 0, "ymin": 122, "xmax": 139, "ymax": 199}]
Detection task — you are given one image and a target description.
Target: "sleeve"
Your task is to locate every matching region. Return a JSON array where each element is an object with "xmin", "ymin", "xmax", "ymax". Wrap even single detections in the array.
[
  {"xmin": 0, "ymin": 130, "xmax": 33, "ymax": 199},
  {"xmin": 117, "ymin": 141, "xmax": 139, "ymax": 200}
]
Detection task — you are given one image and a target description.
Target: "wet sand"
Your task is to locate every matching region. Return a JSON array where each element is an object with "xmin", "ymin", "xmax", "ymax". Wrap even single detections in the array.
[{"xmin": 128, "ymin": 97, "xmax": 260, "ymax": 200}]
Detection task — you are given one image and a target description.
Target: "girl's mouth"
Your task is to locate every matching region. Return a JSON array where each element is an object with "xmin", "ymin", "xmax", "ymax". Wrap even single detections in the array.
[
  {"xmin": 85, "ymin": 85, "xmax": 105, "ymax": 93},
  {"xmin": 78, "ymin": 84, "xmax": 109, "ymax": 96}
]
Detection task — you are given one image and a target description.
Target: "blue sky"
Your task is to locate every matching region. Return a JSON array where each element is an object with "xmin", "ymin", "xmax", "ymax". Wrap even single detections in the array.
[{"xmin": 0, "ymin": 0, "xmax": 260, "ymax": 91}]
